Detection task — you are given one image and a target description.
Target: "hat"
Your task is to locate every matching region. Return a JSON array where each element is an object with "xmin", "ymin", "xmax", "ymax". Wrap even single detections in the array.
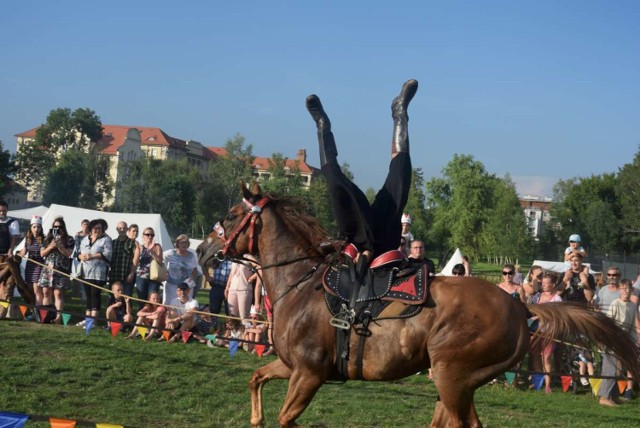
[
  {"xmin": 568, "ymin": 234, "xmax": 581, "ymax": 243},
  {"xmin": 89, "ymin": 218, "xmax": 108, "ymax": 232},
  {"xmin": 177, "ymin": 282, "xmax": 190, "ymax": 290},
  {"xmin": 401, "ymin": 213, "xmax": 412, "ymax": 225},
  {"xmin": 30, "ymin": 215, "xmax": 43, "ymax": 225}
]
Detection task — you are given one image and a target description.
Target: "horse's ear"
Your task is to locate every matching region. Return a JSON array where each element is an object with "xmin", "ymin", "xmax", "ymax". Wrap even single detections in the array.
[
  {"xmin": 241, "ymin": 181, "xmax": 253, "ymax": 200},
  {"xmin": 251, "ymin": 181, "xmax": 262, "ymax": 196}
]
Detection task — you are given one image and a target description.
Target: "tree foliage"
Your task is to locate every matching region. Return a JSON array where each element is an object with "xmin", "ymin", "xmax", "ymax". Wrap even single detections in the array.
[
  {"xmin": 260, "ymin": 153, "xmax": 306, "ymax": 198},
  {"xmin": 0, "ymin": 140, "xmax": 14, "ymax": 199}
]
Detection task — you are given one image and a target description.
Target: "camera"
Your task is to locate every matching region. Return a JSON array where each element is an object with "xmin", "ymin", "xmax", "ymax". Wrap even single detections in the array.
[{"xmin": 52, "ymin": 228, "xmax": 60, "ymax": 240}]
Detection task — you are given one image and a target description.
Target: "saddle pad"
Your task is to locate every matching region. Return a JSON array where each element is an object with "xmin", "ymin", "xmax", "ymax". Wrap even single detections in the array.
[{"xmin": 323, "ymin": 263, "xmax": 428, "ymax": 305}]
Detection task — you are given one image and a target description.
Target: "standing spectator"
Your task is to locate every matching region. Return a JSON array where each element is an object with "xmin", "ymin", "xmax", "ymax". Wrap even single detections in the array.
[
  {"xmin": 408, "ymin": 239, "xmax": 435, "ymax": 274},
  {"xmin": 76, "ymin": 219, "xmax": 112, "ymax": 327},
  {"xmin": 0, "ymin": 200, "xmax": 20, "ymax": 257},
  {"xmin": 609, "ymin": 280, "xmax": 637, "ymax": 400},
  {"xmin": 109, "ymin": 221, "xmax": 139, "ymax": 297},
  {"xmin": 461, "ymin": 255, "xmax": 472, "ymax": 277},
  {"xmin": 127, "ymin": 224, "xmax": 141, "ymax": 287},
  {"xmin": 561, "ymin": 252, "xmax": 595, "ymax": 303},
  {"xmin": 127, "ymin": 224, "xmax": 140, "ymax": 242},
  {"xmin": 165, "ymin": 282, "xmax": 198, "ymax": 342},
  {"xmin": 522, "ymin": 265, "xmax": 544, "ymax": 303},
  {"xmin": 39, "ymin": 217, "xmax": 74, "ymax": 324},
  {"xmin": 71, "ymin": 219, "xmax": 90, "ymax": 300},
  {"xmin": 20, "ymin": 216, "xmax": 46, "ymax": 307},
  {"xmin": 513, "ymin": 264, "xmax": 523, "ymax": 285},
  {"xmin": 496, "ymin": 264, "xmax": 525, "ymax": 302},
  {"xmin": 225, "ymin": 258, "xmax": 254, "ymax": 323},
  {"xmin": 597, "ymin": 271, "xmax": 628, "ymax": 406},
  {"xmin": 400, "ymin": 213, "xmax": 413, "ymax": 254},
  {"xmin": 135, "ymin": 227, "xmax": 164, "ymax": 309},
  {"xmin": 163, "ymin": 234, "xmax": 198, "ymax": 304},
  {"xmin": 531, "ymin": 273, "xmax": 563, "ymax": 393},
  {"xmin": 204, "ymin": 259, "xmax": 231, "ymax": 329}
]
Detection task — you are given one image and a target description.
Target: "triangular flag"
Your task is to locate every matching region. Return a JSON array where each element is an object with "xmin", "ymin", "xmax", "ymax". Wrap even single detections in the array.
[
  {"xmin": 561, "ymin": 376, "xmax": 573, "ymax": 393},
  {"xmin": 589, "ymin": 378, "xmax": 602, "ymax": 396},
  {"xmin": 255, "ymin": 344, "xmax": 266, "ymax": 358},
  {"xmin": 229, "ymin": 340, "xmax": 239, "ymax": 357},
  {"xmin": 504, "ymin": 372, "xmax": 516, "ymax": 385},
  {"xmin": 205, "ymin": 334, "xmax": 216, "ymax": 341},
  {"xmin": 618, "ymin": 380, "xmax": 627, "ymax": 394},
  {"xmin": 19, "ymin": 305, "xmax": 28, "ymax": 318},
  {"xmin": 0, "ymin": 301, "xmax": 9, "ymax": 309},
  {"xmin": 162, "ymin": 330, "xmax": 171, "ymax": 341},
  {"xmin": 62, "ymin": 313, "xmax": 71, "ymax": 326},
  {"xmin": 0, "ymin": 411, "xmax": 29, "ymax": 428},
  {"xmin": 85, "ymin": 317, "xmax": 94, "ymax": 335},
  {"xmin": 96, "ymin": 424, "xmax": 124, "ymax": 428},
  {"xmin": 138, "ymin": 327, "xmax": 148, "ymax": 339},
  {"xmin": 49, "ymin": 417, "xmax": 76, "ymax": 427},
  {"xmin": 39, "ymin": 309, "xmax": 48, "ymax": 323},
  {"xmin": 181, "ymin": 331, "xmax": 192, "ymax": 343},
  {"xmin": 110, "ymin": 322, "xmax": 122, "ymax": 337},
  {"xmin": 531, "ymin": 373, "xmax": 545, "ymax": 391}
]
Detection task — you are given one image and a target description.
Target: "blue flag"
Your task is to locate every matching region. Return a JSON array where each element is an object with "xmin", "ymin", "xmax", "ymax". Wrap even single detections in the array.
[
  {"xmin": 229, "ymin": 340, "xmax": 239, "ymax": 357},
  {"xmin": 0, "ymin": 411, "xmax": 29, "ymax": 428},
  {"xmin": 532, "ymin": 373, "xmax": 545, "ymax": 391},
  {"xmin": 85, "ymin": 317, "xmax": 95, "ymax": 336}
]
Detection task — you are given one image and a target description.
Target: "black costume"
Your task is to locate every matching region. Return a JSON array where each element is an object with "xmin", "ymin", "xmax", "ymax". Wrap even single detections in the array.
[{"xmin": 307, "ymin": 80, "xmax": 417, "ymax": 258}]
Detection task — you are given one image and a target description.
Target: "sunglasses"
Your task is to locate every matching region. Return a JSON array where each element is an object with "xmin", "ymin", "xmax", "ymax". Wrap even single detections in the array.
[
  {"xmin": 144, "ymin": 233, "xmax": 155, "ymax": 237},
  {"xmin": 502, "ymin": 271, "xmax": 514, "ymax": 276},
  {"xmin": 607, "ymin": 273, "xmax": 619, "ymax": 277}
]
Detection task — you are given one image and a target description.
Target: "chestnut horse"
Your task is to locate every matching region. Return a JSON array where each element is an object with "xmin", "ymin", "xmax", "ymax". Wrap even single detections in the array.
[{"xmin": 197, "ymin": 183, "xmax": 640, "ymax": 428}]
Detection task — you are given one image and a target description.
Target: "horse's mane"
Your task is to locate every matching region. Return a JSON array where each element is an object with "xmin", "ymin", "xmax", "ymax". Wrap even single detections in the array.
[{"xmin": 264, "ymin": 193, "xmax": 331, "ymax": 251}]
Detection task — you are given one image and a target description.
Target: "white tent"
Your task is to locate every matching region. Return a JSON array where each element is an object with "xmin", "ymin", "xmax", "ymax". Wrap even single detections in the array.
[
  {"xmin": 533, "ymin": 260, "xmax": 597, "ymax": 274},
  {"xmin": 9, "ymin": 205, "xmax": 49, "ymax": 221},
  {"xmin": 438, "ymin": 248, "xmax": 464, "ymax": 276},
  {"xmin": 15, "ymin": 203, "xmax": 172, "ymax": 249}
]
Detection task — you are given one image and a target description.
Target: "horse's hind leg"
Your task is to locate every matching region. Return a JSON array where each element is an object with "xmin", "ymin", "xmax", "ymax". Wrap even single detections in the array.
[
  {"xmin": 430, "ymin": 365, "xmax": 481, "ymax": 428},
  {"xmin": 278, "ymin": 369, "xmax": 325, "ymax": 428},
  {"xmin": 250, "ymin": 359, "xmax": 292, "ymax": 428}
]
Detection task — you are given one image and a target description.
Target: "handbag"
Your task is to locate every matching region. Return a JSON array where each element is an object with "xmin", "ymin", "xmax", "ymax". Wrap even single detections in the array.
[{"xmin": 150, "ymin": 259, "xmax": 168, "ymax": 282}]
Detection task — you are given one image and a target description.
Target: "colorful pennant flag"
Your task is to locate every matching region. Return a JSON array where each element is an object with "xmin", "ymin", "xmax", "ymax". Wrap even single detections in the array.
[
  {"xmin": 561, "ymin": 376, "xmax": 572, "ymax": 393},
  {"xmin": 85, "ymin": 318, "xmax": 95, "ymax": 335},
  {"xmin": 96, "ymin": 423, "xmax": 124, "ymax": 428},
  {"xmin": 531, "ymin": 373, "xmax": 545, "ymax": 391},
  {"xmin": 39, "ymin": 309, "xmax": 48, "ymax": 323},
  {"xmin": 618, "ymin": 380, "xmax": 627, "ymax": 394},
  {"xmin": 0, "ymin": 411, "xmax": 29, "ymax": 428},
  {"xmin": 49, "ymin": 417, "xmax": 76, "ymax": 427},
  {"xmin": 504, "ymin": 372, "xmax": 516, "ymax": 385},
  {"xmin": 19, "ymin": 305, "xmax": 28, "ymax": 318},
  {"xmin": 229, "ymin": 340, "xmax": 239, "ymax": 357},
  {"xmin": 62, "ymin": 313, "xmax": 71, "ymax": 326},
  {"xmin": 110, "ymin": 322, "xmax": 122, "ymax": 337},
  {"xmin": 181, "ymin": 331, "xmax": 192, "ymax": 344},
  {"xmin": 205, "ymin": 334, "xmax": 216, "ymax": 341},
  {"xmin": 589, "ymin": 378, "xmax": 602, "ymax": 396},
  {"xmin": 138, "ymin": 327, "xmax": 148, "ymax": 339},
  {"xmin": 162, "ymin": 330, "xmax": 171, "ymax": 342},
  {"xmin": 0, "ymin": 301, "xmax": 9, "ymax": 309},
  {"xmin": 254, "ymin": 344, "xmax": 266, "ymax": 358}
]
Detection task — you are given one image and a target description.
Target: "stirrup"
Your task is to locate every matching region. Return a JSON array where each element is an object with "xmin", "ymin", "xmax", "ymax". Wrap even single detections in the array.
[{"xmin": 330, "ymin": 307, "xmax": 355, "ymax": 330}]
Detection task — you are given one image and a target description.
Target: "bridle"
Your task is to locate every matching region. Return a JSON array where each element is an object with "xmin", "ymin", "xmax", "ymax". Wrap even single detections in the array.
[{"xmin": 213, "ymin": 196, "xmax": 271, "ymax": 260}]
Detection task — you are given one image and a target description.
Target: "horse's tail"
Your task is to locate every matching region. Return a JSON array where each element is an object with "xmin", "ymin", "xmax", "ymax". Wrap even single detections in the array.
[{"xmin": 527, "ymin": 302, "xmax": 640, "ymax": 379}]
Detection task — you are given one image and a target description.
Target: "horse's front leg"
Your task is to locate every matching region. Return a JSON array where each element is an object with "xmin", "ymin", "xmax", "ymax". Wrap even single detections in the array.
[
  {"xmin": 250, "ymin": 358, "xmax": 292, "ymax": 428},
  {"xmin": 278, "ymin": 369, "xmax": 326, "ymax": 428}
]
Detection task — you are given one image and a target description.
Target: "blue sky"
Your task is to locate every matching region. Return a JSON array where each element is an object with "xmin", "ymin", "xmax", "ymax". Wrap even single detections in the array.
[{"xmin": 2, "ymin": 1, "xmax": 639, "ymax": 197}]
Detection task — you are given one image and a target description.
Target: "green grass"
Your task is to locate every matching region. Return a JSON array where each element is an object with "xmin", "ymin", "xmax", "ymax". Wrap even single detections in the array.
[{"xmin": 1, "ymin": 321, "xmax": 639, "ymax": 427}]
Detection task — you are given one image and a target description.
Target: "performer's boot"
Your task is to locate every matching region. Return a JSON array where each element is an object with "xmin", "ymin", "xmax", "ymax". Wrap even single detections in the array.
[
  {"xmin": 306, "ymin": 95, "xmax": 338, "ymax": 167},
  {"xmin": 391, "ymin": 79, "xmax": 418, "ymax": 156}
]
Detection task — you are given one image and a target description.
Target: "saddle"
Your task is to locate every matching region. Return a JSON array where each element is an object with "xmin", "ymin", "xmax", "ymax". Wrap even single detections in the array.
[{"xmin": 322, "ymin": 249, "xmax": 429, "ymax": 323}]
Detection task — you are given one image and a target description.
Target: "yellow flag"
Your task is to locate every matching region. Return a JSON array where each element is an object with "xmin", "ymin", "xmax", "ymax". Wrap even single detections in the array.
[
  {"xmin": 96, "ymin": 424, "xmax": 124, "ymax": 428},
  {"xmin": 138, "ymin": 327, "xmax": 148, "ymax": 338},
  {"xmin": 0, "ymin": 301, "xmax": 9, "ymax": 309},
  {"xmin": 589, "ymin": 378, "xmax": 602, "ymax": 396}
]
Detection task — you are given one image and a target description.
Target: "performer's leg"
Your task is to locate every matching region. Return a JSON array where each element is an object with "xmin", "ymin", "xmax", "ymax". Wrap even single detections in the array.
[
  {"xmin": 306, "ymin": 95, "xmax": 374, "ymax": 251},
  {"xmin": 371, "ymin": 80, "xmax": 418, "ymax": 254}
]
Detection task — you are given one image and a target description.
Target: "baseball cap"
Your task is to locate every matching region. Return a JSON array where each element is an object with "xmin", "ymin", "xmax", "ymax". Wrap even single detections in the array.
[{"xmin": 568, "ymin": 234, "xmax": 581, "ymax": 243}]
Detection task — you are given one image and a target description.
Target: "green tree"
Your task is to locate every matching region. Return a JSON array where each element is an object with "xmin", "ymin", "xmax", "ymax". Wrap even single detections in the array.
[
  {"xmin": 404, "ymin": 168, "xmax": 429, "ymax": 243},
  {"xmin": 208, "ymin": 133, "xmax": 255, "ymax": 211},
  {"xmin": 0, "ymin": 140, "xmax": 14, "ymax": 199},
  {"xmin": 14, "ymin": 107, "xmax": 105, "ymax": 200},
  {"xmin": 260, "ymin": 153, "xmax": 306, "ymax": 198},
  {"xmin": 617, "ymin": 148, "xmax": 640, "ymax": 251}
]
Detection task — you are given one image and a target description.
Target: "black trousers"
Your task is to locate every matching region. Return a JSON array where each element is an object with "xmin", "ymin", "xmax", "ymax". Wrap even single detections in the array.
[{"xmin": 322, "ymin": 152, "xmax": 411, "ymax": 256}]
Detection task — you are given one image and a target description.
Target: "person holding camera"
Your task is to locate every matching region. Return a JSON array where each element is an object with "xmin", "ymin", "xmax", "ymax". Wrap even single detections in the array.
[
  {"xmin": 39, "ymin": 217, "xmax": 75, "ymax": 324},
  {"xmin": 19, "ymin": 216, "xmax": 46, "ymax": 307}
]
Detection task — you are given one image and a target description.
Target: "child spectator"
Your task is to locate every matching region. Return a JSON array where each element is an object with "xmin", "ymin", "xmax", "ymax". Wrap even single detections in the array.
[
  {"xmin": 607, "ymin": 279, "xmax": 636, "ymax": 401},
  {"xmin": 564, "ymin": 234, "xmax": 587, "ymax": 261},
  {"xmin": 126, "ymin": 291, "xmax": 166, "ymax": 340},
  {"xmin": 214, "ymin": 318, "xmax": 244, "ymax": 348},
  {"xmin": 243, "ymin": 305, "xmax": 267, "ymax": 353},
  {"xmin": 522, "ymin": 265, "xmax": 543, "ymax": 303},
  {"xmin": 106, "ymin": 281, "xmax": 133, "ymax": 328},
  {"xmin": 451, "ymin": 264, "xmax": 465, "ymax": 277}
]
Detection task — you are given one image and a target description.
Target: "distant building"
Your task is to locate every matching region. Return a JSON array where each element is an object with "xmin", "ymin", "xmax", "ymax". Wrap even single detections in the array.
[
  {"xmin": 519, "ymin": 195, "xmax": 552, "ymax": 238},
  {"xmin": 1, "ymin": 179, "xmax": 29, "ymax": 209},
  {"xmin": 15, "ymin": 124, "xmax": 318, "ymax": 205}
]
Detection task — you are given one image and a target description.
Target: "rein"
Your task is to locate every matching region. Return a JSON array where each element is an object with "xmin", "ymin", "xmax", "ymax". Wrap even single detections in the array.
[{"xmin": 213, "ymin": 196, "xmax": 271, "ymax": 258}]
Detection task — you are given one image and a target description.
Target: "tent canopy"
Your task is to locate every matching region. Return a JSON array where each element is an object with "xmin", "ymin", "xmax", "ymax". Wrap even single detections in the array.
[
  {"xmin": 438, "ymin": 248, "xmax": 463, "ymax": 276},
  {"xmin": 8, "ymin": 205, "xmax": 49, "ymax": 221}
]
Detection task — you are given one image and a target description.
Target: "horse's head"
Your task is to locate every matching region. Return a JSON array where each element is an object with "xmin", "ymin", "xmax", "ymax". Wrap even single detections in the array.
[{"xmin": 197, "ymin": 181, "xmax": 269, "ymax": 269}]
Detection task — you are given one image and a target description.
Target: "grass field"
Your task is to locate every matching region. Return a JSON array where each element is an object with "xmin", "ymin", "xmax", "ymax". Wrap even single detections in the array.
[{"xmin": 1, "ymin": 319, "xmax": 639, "ymax": 428}]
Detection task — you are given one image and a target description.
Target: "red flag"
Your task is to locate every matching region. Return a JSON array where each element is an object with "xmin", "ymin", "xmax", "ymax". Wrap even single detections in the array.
[
  {"xmin": 181, "ymin": 331, "xmax": 192, "ymax": 343},
  {"xmin": 49, "ymin": 417, "xmax": 76, "ymax": 427},
  {"xmin": 255, "ymin": 344, "xmax": 266, "ymax": 358},
  {"xmin": 39, "ymin": 309, "xmax": 48, "ymax": 323},
  {"xmin": 110, "ymin": 322, "xmax": 122, "ymax": 337},
  {"xmin": 561, "ymin": 376, "xmax": 572, "ymax": 393}
]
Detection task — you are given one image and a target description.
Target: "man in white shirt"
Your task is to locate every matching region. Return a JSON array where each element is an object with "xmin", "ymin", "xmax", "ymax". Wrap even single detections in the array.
[{"xmin": 166, "ymin": 282, "xmax": 198, "ymax": 342}]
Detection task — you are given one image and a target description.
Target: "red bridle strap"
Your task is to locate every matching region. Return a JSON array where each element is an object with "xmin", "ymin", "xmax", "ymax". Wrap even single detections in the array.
[{"xmin": 215, "ymin": 196, "xmax": 271, "ymax": 257}]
